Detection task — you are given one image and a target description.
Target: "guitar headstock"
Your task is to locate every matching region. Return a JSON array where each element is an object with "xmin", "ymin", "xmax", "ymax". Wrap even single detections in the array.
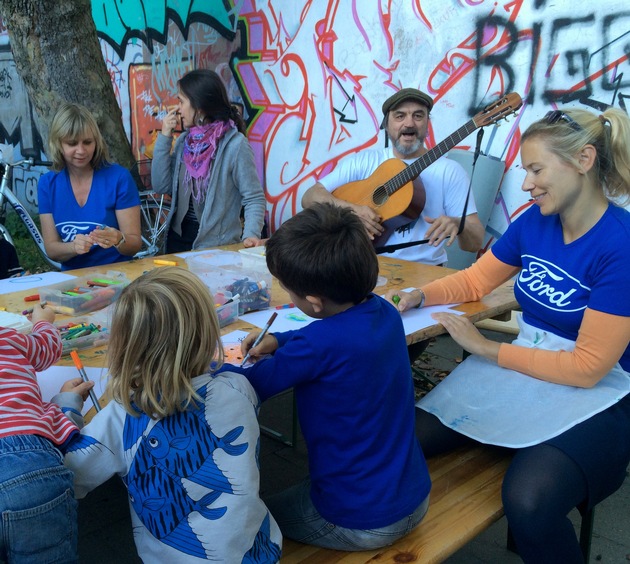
[{"xmin": 473, "ymin": 92, "xmax": 523, "ymax": 128}]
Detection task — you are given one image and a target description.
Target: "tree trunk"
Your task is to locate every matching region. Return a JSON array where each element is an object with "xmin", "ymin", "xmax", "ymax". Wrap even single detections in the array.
[{"xmin": 0, "ymin": 0, "xmax": 137, "ymax": 175}]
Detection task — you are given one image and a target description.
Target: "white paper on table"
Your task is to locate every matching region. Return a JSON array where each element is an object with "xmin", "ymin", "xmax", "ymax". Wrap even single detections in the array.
[
  {"xmin": 240, "ymin": 299, "xmax": 464, "ymax": 336},
  {"xmin": 399, "ymin": 304, "xmax": 464, "ymax": 335},
  {"xmin": 221, "ymin": 329, "xmax": 250, "ymax": 365},
  {"xmin": 383, "ymin": 287, "xmax": 464, "ymax": 335},
  {"xmin": 0, "ymin": 272, "xmax": 76, "ymax": 295},
  {"xmin": 38, "ymin": 365, "xmax": 109, "ymax": 416}
]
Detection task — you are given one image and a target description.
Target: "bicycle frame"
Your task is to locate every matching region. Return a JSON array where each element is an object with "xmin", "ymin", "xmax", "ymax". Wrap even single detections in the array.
[{"xmin": 0, "ymin": 158, "xmax": 62, "ymax": 270}]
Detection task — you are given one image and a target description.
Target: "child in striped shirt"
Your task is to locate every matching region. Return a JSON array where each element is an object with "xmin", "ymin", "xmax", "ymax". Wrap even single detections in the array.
[{"xmin": 0, "ymin": 304, "xmax": 93, "ymax": 562}]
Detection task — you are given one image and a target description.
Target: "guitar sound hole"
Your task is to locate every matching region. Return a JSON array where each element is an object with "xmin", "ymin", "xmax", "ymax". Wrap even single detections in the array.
[{"xmin": 373, "ymin": 185, "xmax": 388, "ymax": 206}]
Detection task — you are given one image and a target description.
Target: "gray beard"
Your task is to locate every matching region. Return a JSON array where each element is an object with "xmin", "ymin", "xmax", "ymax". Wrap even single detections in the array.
[{"xmin": 392, "ymin": 136, "xmax": 423, "ymax": 157}]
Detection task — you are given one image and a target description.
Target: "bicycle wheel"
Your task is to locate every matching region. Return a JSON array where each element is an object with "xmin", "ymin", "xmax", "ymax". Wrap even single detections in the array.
[{"xmin": 135, "ymin": 192, "xmax": 171, "ymax": 259}]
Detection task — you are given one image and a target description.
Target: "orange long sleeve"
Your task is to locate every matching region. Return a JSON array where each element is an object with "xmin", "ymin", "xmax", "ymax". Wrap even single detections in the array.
[
  {"xmin": 422, "ymin": 252, "xmax": 630, "ymax": 387},
  {"xmin": 498, "ymin": 308, "xmax": 630, "ymax": 387},
  {"xmin": 422, "ymin": 251, "xmax": 520, "ymax": 306}
]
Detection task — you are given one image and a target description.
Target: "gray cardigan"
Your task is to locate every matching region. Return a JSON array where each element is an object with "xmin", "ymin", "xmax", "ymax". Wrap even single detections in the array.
[{"xmin": 151, "ymin": 128, "xmax": 266, "ymax": 249}]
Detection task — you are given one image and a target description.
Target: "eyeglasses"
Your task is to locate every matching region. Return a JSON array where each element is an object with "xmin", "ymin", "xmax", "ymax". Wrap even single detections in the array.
[{"xmin": 544, "ymin": 110, "xmax": 583, "ymax": 131}]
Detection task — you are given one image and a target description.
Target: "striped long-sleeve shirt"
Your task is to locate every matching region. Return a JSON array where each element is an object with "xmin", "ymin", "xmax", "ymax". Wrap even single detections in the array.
[{"xmin": 0, "ymin": 321, "xmax": 78, "ymax": 445}]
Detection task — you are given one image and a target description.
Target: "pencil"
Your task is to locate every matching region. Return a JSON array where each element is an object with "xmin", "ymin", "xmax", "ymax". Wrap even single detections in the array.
[
  {"xmin": 241, "ymin": 311, "xmax": 278, "ymax": 366},
  {"xmin": 70, "ymin": 350, "xmax": 102, "ymax": 412}
]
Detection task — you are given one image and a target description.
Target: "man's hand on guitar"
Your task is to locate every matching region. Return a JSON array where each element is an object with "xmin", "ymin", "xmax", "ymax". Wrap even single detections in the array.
[
  {"xmin": 351, "ymin": 204, "xmax": 384, "ymax": 239},
  {"xmin": 424, "ymin": 215, "xmax": 460, "ymax": 247}
]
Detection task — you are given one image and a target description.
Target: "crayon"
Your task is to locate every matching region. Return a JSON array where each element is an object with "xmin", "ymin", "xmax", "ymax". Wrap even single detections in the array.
[
  {"xmin": 22, "ymin": 301, "xmax": 47, "ymax": 315},
  {"xmin": 275, "ymin": 303, "xmax": 295, "ymax": 310},
  {"xmin": 153, "ymin": 259, "xmax": 177, "ymax": 266},
  {"xmin": 90, "ymin": 278, "xmax": 123, "ymax": 285},
  {"xmin": 392, "ymin": 295, "xmax": 401, "ymax": 306},
  {"xmin": 24, "ymin": 294, "xmax": 40, "ymax": 302}
]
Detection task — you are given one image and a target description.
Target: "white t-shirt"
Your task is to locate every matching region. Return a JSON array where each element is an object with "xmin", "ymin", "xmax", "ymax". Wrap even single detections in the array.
[{"xmin": 320, "ymin": 148, "xmax": 475, "ymax": 265}]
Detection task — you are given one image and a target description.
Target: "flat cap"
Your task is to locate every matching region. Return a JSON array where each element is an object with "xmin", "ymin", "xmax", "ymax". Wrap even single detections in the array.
[{"xmin": 382, "ymin": 88, "xmax": 434, "ymax": 115}]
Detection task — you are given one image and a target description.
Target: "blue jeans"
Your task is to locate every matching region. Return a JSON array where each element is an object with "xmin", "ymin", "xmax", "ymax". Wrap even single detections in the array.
[
  {"xmin": 0, "ymin": 435, "xmax": 78, "ymax": 563},
  {"xmin": 265, "ymin": 478, "xmax": 430, "ymax": 551}
]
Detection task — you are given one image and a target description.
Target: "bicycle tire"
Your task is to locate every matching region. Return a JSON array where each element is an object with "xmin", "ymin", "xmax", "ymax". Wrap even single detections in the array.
[{"xmin": 135, "ymin": 192, "xmax": 171, "ymax": 259}]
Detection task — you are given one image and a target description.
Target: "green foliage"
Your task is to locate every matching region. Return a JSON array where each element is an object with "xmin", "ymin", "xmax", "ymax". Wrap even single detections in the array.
[{"xmin": 5, "ymin": 208, "xmax": 53, "ymax": 273}]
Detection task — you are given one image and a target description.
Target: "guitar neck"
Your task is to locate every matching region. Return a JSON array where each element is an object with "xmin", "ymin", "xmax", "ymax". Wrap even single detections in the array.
[{"xmin": 385, "ymin": 119, "xmax": 478, "ymax": 196}]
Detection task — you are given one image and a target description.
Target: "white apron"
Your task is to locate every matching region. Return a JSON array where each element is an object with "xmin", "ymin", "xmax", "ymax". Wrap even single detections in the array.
[{"xmin": 417, "ymin": 314, "xmax": 630, "ymax": 448}]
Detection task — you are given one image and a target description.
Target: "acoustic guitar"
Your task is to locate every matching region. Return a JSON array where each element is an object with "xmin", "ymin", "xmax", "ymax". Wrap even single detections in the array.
[{"xmin": 332, "ymin": 92, "xmax": 523, "ymax": 223}]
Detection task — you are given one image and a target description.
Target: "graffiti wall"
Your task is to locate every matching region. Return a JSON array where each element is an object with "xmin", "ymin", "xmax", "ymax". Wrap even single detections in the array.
[{"xmin": 1, "ymin": 0, "xmax": 629, "ymax": 252}]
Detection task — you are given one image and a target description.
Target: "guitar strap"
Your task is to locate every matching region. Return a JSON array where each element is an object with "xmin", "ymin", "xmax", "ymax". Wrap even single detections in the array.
[{"xmin": 375, "ymin": 129, "xmax": 485, "ymax": 255}]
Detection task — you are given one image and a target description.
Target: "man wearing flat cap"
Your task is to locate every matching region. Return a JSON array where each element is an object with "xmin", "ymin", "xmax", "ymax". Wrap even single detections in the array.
[{"xmin": 302, "ymin": 88, "xmax": 484, "ymax": 266}]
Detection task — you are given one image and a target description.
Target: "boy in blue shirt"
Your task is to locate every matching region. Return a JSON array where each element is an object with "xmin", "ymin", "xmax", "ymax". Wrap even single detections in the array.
[{"xmin": 223, "ymin": 202, "xmax": 431, "ymax": 551}]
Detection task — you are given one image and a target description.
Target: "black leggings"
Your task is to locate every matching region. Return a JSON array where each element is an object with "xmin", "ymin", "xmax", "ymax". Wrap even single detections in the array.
[{"xmin": 415, "ymin": 408, "xmax": 588, "ymax": 563}]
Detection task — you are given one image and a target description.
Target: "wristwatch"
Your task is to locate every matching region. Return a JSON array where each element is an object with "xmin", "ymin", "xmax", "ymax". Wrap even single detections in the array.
[{"xmin": 114, "ymin": 233, "xmax": 126, "ymax": 249}]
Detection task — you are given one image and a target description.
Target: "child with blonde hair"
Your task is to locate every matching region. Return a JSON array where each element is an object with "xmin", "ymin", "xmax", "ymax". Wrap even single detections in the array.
[{"xmin": 62, "ymin": 267, "xmax": 281, "ymax": 562}]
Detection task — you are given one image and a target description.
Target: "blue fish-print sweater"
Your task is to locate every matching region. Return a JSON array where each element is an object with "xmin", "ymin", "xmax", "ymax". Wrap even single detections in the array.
[{"xmin": 63, "ymin": 372, "xmax": 282, "ymax": 563}]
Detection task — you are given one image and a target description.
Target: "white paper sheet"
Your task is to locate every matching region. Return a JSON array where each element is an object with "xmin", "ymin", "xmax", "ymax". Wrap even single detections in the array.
[
  {"xmin": 399, "ymin": 303, "xmax": 464, "ymax": 335},
  {"xmin": 239, "ymin": 300, "xmax": 464, "ymax": 336},
  {"xmin": 0, "ymin": 272, "xmax": 76, "ymax": 295},
  {"xmin": 38, "ymin": 365, "xmax": 109, "ymax": 415}
]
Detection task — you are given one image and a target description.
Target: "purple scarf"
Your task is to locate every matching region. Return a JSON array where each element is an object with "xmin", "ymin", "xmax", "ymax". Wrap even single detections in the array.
[{"xmin": 182, "ymin": 120, "xmax": 233, "ymax": 202}]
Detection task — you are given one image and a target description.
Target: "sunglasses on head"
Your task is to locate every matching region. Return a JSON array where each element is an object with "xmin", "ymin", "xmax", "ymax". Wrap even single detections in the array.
[{"xmin": 544, "ymin": 110, "xmax": 583, "ymax": 131}]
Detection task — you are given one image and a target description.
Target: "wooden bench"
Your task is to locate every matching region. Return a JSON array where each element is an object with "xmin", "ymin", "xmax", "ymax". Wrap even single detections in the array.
[
  {"xmin": 279, "ymin": 444, "xmax": 596, "ymax": 563},
  {"xmin": 280, "ymin": 444, "xmax": 510, "ymax": 563}
]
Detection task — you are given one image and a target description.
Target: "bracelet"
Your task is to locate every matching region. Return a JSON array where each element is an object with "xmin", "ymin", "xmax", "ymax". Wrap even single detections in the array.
[
  {"xmin": 114, "ymin": 233, "xmax": 126, "ymax": 249},
  {"xmin": 415, "ymin": 288, "xmax": 426, "ymax": 309}
]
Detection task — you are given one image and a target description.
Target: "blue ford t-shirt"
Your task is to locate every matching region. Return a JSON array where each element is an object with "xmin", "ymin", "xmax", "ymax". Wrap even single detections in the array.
[
  {"xmin": 492, "ymin": 203, "xmax": 630, "ymax": 370},
  {"xmin": 38, "ymin": 163, "xmax": 140, "ymax": 270}
]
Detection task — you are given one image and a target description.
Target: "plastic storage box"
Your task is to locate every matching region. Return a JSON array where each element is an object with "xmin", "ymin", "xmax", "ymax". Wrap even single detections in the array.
[
  {"xmin": 238, "ymin": 246, "xmax": 267, "ymax": 270},
  {"xmin": 187, "ymin": 251, "xmax": 272, "ymax": 314},
  {"xmin": 213, "ymin": 291, "xmax": 240, "ymax": 328},
  {"xmin": 40, "ymin": 271, "xmax": 130, "ymax": 315},
  {"xmin": 56, "ymin": 316, "xmax": 109, "ymax": 356}
]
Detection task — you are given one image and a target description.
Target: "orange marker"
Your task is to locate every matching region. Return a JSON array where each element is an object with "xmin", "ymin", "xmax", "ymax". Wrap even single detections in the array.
[{"xmin": 70, "ymin": 350, "xmax": 101, "ymax": 412}]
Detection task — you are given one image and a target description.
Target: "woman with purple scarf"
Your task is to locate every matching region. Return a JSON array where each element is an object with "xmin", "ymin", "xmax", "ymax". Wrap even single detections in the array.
[{"xmin": 151, "ymin": 69, "xmax": 266, "ymax": 253}]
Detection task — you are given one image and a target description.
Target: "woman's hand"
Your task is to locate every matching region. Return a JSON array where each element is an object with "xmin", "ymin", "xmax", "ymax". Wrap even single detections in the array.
[
  {"xmin": 240, "ymin": 331, "xmax": 278, "ymax": 363},
  {"xmin": 89, "ymin": 226, "xmax": 122, "ymax": 249},
  {"xmin": 384, "ymin": 289, "xmax": 423, "ymax": 312},
  {"xmin": 431, "ymin": 312, "xmax": 500, "ymax": 361},
  {"xmin": 243, "ymin": 237, "xmax": 267, "ymax": 248},
  {"xmin": 60, "ymin": 377, "xmax": 95, "ymax": 401},
  {"xmin": 73, "ymin": 233, "xmax": 94, "ymax": 255},
  {"xmin": 161, "ymin": 108, "xmax": 179, "ymax": 137}
]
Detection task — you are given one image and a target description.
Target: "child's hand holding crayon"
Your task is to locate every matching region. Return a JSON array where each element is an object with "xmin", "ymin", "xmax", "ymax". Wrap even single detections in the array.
[{"xmin": 30, "ymin": 302, "xmax": 55, "ymax": 324}]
